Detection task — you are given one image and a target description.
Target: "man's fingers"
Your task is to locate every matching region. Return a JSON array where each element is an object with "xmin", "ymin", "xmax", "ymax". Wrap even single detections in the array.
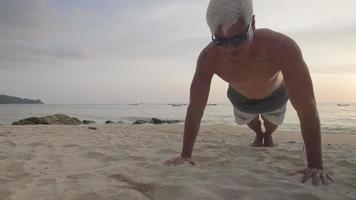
[
  {"xmin": 164, "ymin": 157, "xmax": 196, "ymax": 167},
  {"xmin": 163, "ymin": 159, "xmax": 172, "ymax": 166},
  {"xmin": 301, "ymin": 174, "xmax": 311, "ymax": 183},
  {"xmin": 312, "ymin": 172, "xmax": 320, "ymax": 186},
  {"xmin": 189, "ymin": 159, "xmax": 196, "ymax": 166},
  {"xmin": 172, "ymin": 159, "xmax": 182, "ymax": 166},
  {"xmin": 301, "ymin": 170, "xmax": 314, "ymax": 183},
  {"xmin": 165, "ymin": 158, "xmax": 179, "ymax": 167},
  {"xmin": 327, "ymin": 174, "xmax": 334, "ymax": 183},
  {"xmin": 320, "ymin": 174, "xmax": 328, "ymax": 185}
]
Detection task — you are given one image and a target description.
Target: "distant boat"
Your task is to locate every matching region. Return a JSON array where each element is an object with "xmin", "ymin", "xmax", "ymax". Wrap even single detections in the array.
[
  {"xmin": 207, "ymin": 103, "xmax": 218, "ymax": 106},
  {"xmin": 170, "ymin": 103, "xmax": 186, "ymax": 107},
  {"xmin": 337, "ymin": 104, "xmax": 350, "ymax": 106},
  {"xmin": 129, "ymin": 104, "xmax": 139, "ymax": 106}
]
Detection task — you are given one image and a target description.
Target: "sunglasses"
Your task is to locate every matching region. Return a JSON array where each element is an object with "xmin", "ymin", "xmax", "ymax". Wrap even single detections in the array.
[{"xmin": 212, "ymin": 23, "xmax": 252, "ymax": 47}]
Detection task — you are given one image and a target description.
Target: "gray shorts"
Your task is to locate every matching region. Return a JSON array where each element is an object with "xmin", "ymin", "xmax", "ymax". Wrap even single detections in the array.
[
  {"xmin": 233, "ymin": 103, "xmax": 287, "ymax": 125},
  {"xmin": 227, "ymin": 83, "xmax": 289, "ymax": 126}
]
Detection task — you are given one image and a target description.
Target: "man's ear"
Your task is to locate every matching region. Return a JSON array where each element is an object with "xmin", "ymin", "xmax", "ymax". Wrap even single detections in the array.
[{"xmin": 252, "ymin": 15, "xmax": 256, "ymax": 31}]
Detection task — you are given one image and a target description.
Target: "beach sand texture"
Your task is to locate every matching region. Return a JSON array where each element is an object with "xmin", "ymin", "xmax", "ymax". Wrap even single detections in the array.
[{"xmin": 0, "ymin": 124, "xmax": 355, "ymax": 200}]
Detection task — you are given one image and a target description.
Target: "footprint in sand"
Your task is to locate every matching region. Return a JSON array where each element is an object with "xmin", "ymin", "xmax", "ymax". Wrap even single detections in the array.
[
  {"xmin": 0, "ymin": 151, "xmax": 9, "ymax": 160},
  {"xmin": 214, "ymin": 187, "xmax": 248, "ymax": 199},
  {"xmin": 335, "ymin": 160, "xmax": 356, "ymax": 168},
  {"xmin": 62, "ymin": 144, "xmax": 79, "ymax": 148},
  {"xmin": 27, "ymin": 142, "xmax": 45, "ymax": 148},
  {"xmin": 0, "ymin": 131, "xmax": 11, "ymax": 137},
  {"xmin": 67, "ymin": 172, "xmax": 92, "ymax": 180},
  {"xmin": 14, "ymin": 152, "xmax": 36, "ymax": 161},
  {"xmin": 36, "ymin": 178, "xmax": 56, "ymax": 187},
  {"xmin": 1, "ymin": 161, "xmax": 32, "ymax": 180},
  {"xmin": 74, "ymin": 192, "xmax": 101, "ymax": 200},
  {"xmin": 344, "ymin": 177, "xmax": 356, "ymax": 190},
  {"xmin": 109, "ymin": 173, "xmax": 154, "ymax": 197},
  {"xmin": 156, "ymin": 148, "xmax": 179, "ymax": 154},
  {"xmin": 0, "ymin": 139, "xmax": 17, "ymax": 147},
  {"xmin": 44, "ymin": 153, "xmax": 64, "ymax": 161},
  {"xmin": 0, "ymin": 189, "xmax": 12, "ymax": 200},
  {"xmin": 81, "ymin": 151, "xmax": 108, "ymax": 160},
  {"xmin": 291, "ymin": 193, "xmax": 320, "ymax": 200},
  {"xmin": 109, "ymin": 189, "xmax": 151, "ymax": 200}
]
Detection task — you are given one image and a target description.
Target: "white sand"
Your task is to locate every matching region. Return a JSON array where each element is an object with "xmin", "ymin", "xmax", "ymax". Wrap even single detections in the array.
[{"xmin": 0, "ymin": 124, "xmax": 355, "ymax": 200}]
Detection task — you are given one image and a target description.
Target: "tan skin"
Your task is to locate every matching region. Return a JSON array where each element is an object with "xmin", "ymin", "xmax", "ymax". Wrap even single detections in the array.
[{"xmin": 164, "ymin": 16, "xmax": 333, "ymax": 186}]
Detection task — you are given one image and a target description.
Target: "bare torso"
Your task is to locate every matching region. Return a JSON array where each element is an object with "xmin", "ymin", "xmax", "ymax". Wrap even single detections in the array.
[{"xmin": 207, "ymin": 29, "xmax": 285, "ymax": 99}]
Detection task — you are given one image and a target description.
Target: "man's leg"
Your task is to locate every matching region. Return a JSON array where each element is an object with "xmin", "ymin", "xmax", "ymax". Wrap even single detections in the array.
[
  {"xmin": 247, "ymin": 115, "xmax": 264, "ymax": 147},
  {"xmin": 261, "ymin": 116, "xmax": 278, "ymax": 147},
  {"xmin": 260, "ymin": 103, "xmax": 287, "ymax": 147}
]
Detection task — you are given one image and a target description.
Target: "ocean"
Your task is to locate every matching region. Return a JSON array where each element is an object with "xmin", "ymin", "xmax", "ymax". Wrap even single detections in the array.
[{"xmin": 0, "ymin": 103, "xmax": 355, "ymax": 134}]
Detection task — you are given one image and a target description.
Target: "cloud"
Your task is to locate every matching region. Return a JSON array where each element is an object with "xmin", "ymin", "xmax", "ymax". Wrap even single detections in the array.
[
  {"xmin": 255, "ymin": 0, "xmax": 356, "ymax": 32},
  {"xmin": 0, "ymin": 0, "xmax": 60, "ymax": 41},
  {"xmin": 0, "ymin": 40, "xmax": 88, "ymax": 70},
  {"xmin": 69, "ymin": 8, "xmax": 95, "ymax": 19},
  {"xmin": 0, "ymin": 0, "xmax": 90, "ymax": 70}
]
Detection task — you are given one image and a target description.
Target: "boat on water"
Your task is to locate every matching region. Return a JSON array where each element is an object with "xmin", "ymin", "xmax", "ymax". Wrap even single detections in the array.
[
  {"xmin": 207, "ymin": 103, "xmax": 218, "ymax": 106},
  {"xmin": 337, "ymin": 104, "xmax": 350, "ymax": 106},
  {"xmin": 170, "ymin": 103, "xmax": 187, "ymax": 107}
]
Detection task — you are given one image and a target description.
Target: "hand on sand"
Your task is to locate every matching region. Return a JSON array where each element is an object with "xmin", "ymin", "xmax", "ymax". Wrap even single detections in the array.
[
  {"xmin": 164, "ymin": 156, "xmax": 196, "ymax": 167},
  {"xmin": 291, "ymin": 168, "xmax": 334, "ymax": 186}
]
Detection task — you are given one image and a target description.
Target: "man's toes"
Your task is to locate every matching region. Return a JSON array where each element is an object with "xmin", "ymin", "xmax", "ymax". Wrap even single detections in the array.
[
  {"xmin": 263, "ymin": 136, "xmax": 275, "ymax": 147},
  {"xmin": 251, "ymin": 135, "xmax": 264, "ymax": 147}
]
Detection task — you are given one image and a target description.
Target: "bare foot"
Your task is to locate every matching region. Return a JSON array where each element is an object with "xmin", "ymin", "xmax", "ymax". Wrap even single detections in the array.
[
  {"xmin": 263, "ymin": 135, "xmax": 275, "ymax": 147},
  {"xmin": 251, "ymin": 134, "xmax": 264, "ymax": 147}
]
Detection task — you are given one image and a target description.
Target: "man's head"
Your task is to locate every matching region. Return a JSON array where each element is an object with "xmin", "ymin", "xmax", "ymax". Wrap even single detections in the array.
[
  {"xmin": 206, "ymin": 0, "xmax": 253, "ymax": 34},
  {"xmin": 206, "ymin": 0, "xmax": 255, "ymax": 58}
]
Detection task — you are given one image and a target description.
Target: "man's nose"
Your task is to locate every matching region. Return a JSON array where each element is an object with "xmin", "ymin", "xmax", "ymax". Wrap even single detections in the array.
[{"xmin": 225, "ymin": 43, "xmax": 238, "ymax": 50}]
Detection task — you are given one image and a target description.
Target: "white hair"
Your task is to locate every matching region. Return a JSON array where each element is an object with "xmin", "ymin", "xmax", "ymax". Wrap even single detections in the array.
[{"xmin": 206, "ymin": 0, "xmax": 253, "ymax": 34}]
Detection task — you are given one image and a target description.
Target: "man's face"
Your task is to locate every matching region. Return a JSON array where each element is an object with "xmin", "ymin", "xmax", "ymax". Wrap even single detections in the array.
[{"xmin": 213, "ymin": 16, "xmax": 255, "ymax": 58}]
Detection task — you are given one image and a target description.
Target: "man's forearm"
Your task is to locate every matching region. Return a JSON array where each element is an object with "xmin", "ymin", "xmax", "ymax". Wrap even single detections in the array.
[
  {"xmin": 181, "ymin": 105, "xmax": 205, "ymax": 158},
  {"xmin": 298, "ymin": 110, "xmax": 323, "ymax": 169}
]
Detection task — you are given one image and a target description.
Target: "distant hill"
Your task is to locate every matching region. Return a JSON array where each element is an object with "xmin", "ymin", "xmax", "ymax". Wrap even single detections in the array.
[{"xmin": 0, "ymin": 94, "xmax": 44, "ymax": 104}]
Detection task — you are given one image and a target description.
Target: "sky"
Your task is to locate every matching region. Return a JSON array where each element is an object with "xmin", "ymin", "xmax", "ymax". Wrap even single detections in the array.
[{"xmin": 0, "ymin": 0, "xmax": 355, "ymax": 104}]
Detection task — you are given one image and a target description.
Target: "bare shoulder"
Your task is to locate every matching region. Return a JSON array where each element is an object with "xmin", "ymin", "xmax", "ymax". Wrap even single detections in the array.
[
  {"xmin": 258, "ymin": 29, "xmax": 301, "ymax": 54},
  {"xmin": 257, "ymin": 29, "xmax": 305, "ymax": 68},
  {"xmin": 196, "ymin": 43, "xmax": 220, "ymax": 76}
]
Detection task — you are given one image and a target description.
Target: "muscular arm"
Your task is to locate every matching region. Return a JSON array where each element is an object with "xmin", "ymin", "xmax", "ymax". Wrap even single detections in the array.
[
  {"xmin": 280, "ymin": 38, "xmax": 323, "ymax": 170},
  {"xmin": 181, "ymin": 49, "xmax": 215, "ymax": 158}
]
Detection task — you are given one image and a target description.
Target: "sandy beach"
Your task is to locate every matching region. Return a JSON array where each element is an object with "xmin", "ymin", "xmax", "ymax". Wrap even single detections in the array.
[{"xmin": 0, "ymin": 123, "xmax": 355, "ymax": 200}]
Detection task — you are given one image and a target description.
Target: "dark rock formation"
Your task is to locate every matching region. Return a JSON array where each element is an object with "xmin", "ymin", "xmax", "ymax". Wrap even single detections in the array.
[
  {"xmin": 133, "ymin": 120, "xmax": 149, "ymax": 125},
  {"xmin": 134, "ymin": 118, "xmax": 183, "ymax": 125},
  {"xmin": 150, "ymin": 118, "xmax": 163, "ymax": 124},
  {"xmin": 82, "ymin": 120, "xmax": 96, "ymax": 124},
  {"xmin": 12, "ymin": 114, "xmax": 81, "ymax": 125}
]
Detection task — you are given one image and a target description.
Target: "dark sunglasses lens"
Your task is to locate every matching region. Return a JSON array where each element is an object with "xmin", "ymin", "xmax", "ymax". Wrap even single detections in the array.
[
  {"xmin": 232, "ymin": 36, "xmax": 248, "ymax": 46},
  {"xmin": 213, "ymin": 39, "xmax": 224, "ymax": 46}
]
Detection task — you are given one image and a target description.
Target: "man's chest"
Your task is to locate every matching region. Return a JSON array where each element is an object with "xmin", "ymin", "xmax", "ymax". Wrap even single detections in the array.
[{"xmin": 215, "ymin": 59, "xmax": 281, "ymax": 85}]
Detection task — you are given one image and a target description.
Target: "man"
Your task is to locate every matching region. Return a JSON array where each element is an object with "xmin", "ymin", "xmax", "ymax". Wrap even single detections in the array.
[{"xmin": 165, "ymin": 0, "xmax": 333, "ymax": 186}]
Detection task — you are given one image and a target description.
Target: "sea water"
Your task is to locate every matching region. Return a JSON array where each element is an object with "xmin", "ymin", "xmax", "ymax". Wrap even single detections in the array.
[{"xmin": 0, "ymin": 103, "xmax": 355, "ymax": 134}]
